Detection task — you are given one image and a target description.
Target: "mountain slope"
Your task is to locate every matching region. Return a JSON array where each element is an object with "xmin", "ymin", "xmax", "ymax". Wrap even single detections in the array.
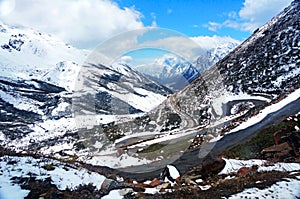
[
  {"xmin": 171, "ymin": 0, "xmax": 300, "ymax": 128},
  {"xmin": 0, "ymin": 22, "xmax": 88, "ymax": 91},
  {"xmin": 0, "ymin": 0, "xmax": 299, "ymax": 171},
  {"xmin": 73, "ymin": 62, "xmax": 172, "ymax": 115},
  {"xmin": 0, "ymin": 23, "xmax": 172, "ymax": 163},
  {"xmin": 101, "ymin": 0, "xmax": 300, "ymax": 168}
]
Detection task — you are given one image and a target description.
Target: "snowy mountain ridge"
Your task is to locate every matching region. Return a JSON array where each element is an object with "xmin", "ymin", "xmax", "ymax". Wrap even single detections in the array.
[
  {"xmin": 0, "ymin": 22, "xmax": 89, "ymax": 91},
  {"xmin": 136, "ymin": 36, "xmax": 240, "ymax": 90},
  {"xmin": 0, "ymin": 22, "xmax": 171, "ymax": 111},
  {"xmin": 0, "ymin": 1, "xmax": 300, "ymax": 198},
  {"xmin": 0, "ymin": 22, "xmax": 173, "ymax": 164},
  {"xmin": 100, "ymin": 0, "xmax": 300, "ymax": 170}
]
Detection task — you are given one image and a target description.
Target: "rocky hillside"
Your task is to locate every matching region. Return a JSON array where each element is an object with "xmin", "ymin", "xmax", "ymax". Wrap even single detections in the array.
[
  {"xmin": 0, "ymin": 1, "xmax": 300, "ymax": 198},
  {"xmin": 170, "ymin": 0, "xmax": 300, "ymax": 129},
  {"xmin": 0, "ymin": 23, "xmax": 172, "ymax": 165},
  {"xmin": 103, "ymin": 0, "xmax": 300, "ymax": 168}
]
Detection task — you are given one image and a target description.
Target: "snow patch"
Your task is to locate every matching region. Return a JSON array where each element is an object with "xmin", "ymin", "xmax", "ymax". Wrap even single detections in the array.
[
  {"xmin": 229, "ymin": 177, "xmax": 300, "ymax": 199},
  {"xmin": 229, "ymin": 88, "xmax": 300, "ymax": 134},
  {"xmin": 219, "ymin": 158, "xmax": 300, "ymax": 175},
  {"xmin": 0, "ymin": 156, "xmax": 106, "ymax": 198}
]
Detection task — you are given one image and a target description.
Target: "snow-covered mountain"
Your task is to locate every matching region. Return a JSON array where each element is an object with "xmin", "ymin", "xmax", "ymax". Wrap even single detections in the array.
[
  {"xmin": 0, "ymin": 21, "xmax": 172, "ymax": 110},
  {"xmin": 1, "ymin": 1, "xmax": 300, "ymax": 198},
  {"xmin": 103, "ymin": 0, "xmax": 300, "ymax": 168},
  {"xmin": 194, "ymin": 36, "xmax": 240, "ymax": 73},
  {"xmin": 139, "ymin": 54, "xmax": 200, "ymax": 91},
  {"xmin": 136, "ymin": 36, "xmax": 240, "ymax": 91},
  {"xmin": 0, "ymin": 22, "xmax": 172, "ymax": 163},
  {"xmin": 0, "ymin": 22, "xmax": 89, "ymax": 91}
]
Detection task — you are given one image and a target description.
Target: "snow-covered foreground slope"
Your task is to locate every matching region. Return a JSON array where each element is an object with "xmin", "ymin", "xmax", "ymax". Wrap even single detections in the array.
[
  {"xmin": 1, "ymin": 155, "xmax": 299, "ymax": 199},
  {"xmin": 219, "ymin": 158, "xmax": 300, "ymax": 199},
  {"xmin": 0, "ymin": 156, "xmax": 106, "ymax": 198}
]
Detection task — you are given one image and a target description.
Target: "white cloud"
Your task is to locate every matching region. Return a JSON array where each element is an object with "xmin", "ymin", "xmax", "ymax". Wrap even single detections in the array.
[
  {"xmin": 150, "ymin": 12, "xmax": 157, "ymax": 27},
  {"xmin": 0, "ymin": 0, "xmax": 144, "ymax": 49},
  {"xmin": 205, "ymin": 0, "xmax": 292, "ymax": 32},
  {"xmin": 142, "ymin": 36, "xmax": 203, "ymax": 61},
  {"xmin": 239, "ymin": 0, "xmax": 292, "ymax": 31},
  {"xmin": 191, "ymin": 35, "xmax": 240, "ymax": 50},
  {"xmin": 0, "ymin": 0, "xmax": 16, "ymax": 16},
  {"xmin": 240, "ymin": 0, "xmax": 290, "ymax": 21},
  {"xmin": 223, "ymin": 20, "xmax": 240, "ymax": 29},
  {"xmin": 205, "ymin": 22, "xmax": 222, "ymax": 32},
  {"xmin": 119, "ymin": 55, "xmax": 133, "ymax": 64}
]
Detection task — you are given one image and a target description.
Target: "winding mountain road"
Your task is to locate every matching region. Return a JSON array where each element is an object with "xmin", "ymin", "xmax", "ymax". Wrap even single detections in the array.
[
  {"xmin": 168, "ymin": 94, "xmax": 197, "ymax": 129},
  {"xmin": 116, "ymin": 95, "xmax": 300, "ymax": 180}
]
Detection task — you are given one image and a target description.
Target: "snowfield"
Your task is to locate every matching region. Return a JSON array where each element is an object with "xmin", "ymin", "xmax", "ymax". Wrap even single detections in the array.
[
  {"xmin": 229, "ymin": 178, "xmax": 300, "ymax": 199},
  {"xmin": 210, "ymin": 88, "xmax": 300, "ymax": 143},
  {"xmin": 0, "ymin": 156, "xmax": 106, "ymax": 199},
  {"xmin": 0, "ymin": 22, "xmax": 88, "ymax": 91},
  {"xmin": 219, "ymin": 158, "xmax": 300, "ymax": 175},
  {"xmin": 228, "ymin": 88, "xmax": 300, "ymax": 134}
]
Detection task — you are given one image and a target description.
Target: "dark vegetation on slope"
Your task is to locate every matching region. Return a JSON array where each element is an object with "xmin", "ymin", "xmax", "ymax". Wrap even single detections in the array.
[
  {"xmin": 99, "ymin": 0, "xmax": 300, "ymax": 142},
  {"xmin": 217, "ymin": 1, "xmax": 300, "ymax": 95},
  {"xmin": 221, "ymin": 117, "xmax": 300, "ymax": 159}
]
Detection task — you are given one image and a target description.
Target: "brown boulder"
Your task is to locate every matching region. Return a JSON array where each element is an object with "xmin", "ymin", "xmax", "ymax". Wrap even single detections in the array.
[
  {"xmin": 237, "ymin": 165, "xmax": 258, "ymax": 176},
  {"xmin": 261, "ymin": 142, "xmax": 291, "ymax": 154},
  {"xmin": 201, "ymin": 157, "xmax": 226, "ymax": 177},
  {"xmin": 261, "ymin": 142, "xmax": 293, "ymax": 161}
]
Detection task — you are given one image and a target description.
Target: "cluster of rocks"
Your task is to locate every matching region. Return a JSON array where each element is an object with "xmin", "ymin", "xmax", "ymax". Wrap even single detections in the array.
[
  {"xmin": 100, "ymin": 164, "xmax": 182, "ymax": 196},
  {"xmin": 261, "ymin": 113, "xmax": 300, "ymax": 162},
  {"xmin": 262, "ymin": 131, "xmax": 300, "ymax": 162}
]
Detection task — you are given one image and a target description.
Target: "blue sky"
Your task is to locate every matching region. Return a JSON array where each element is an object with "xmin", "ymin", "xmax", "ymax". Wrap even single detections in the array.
[
  {"xmin": 0, "ymin": 0, "xmax": 292, "ymax": 49},
  {"xmin": 117, "ymin": 0, "xmax": 250, "ymax": 41},
  {"xmin": 112, "ymin": 0, "xmax": 293, "ymax": 67}
]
